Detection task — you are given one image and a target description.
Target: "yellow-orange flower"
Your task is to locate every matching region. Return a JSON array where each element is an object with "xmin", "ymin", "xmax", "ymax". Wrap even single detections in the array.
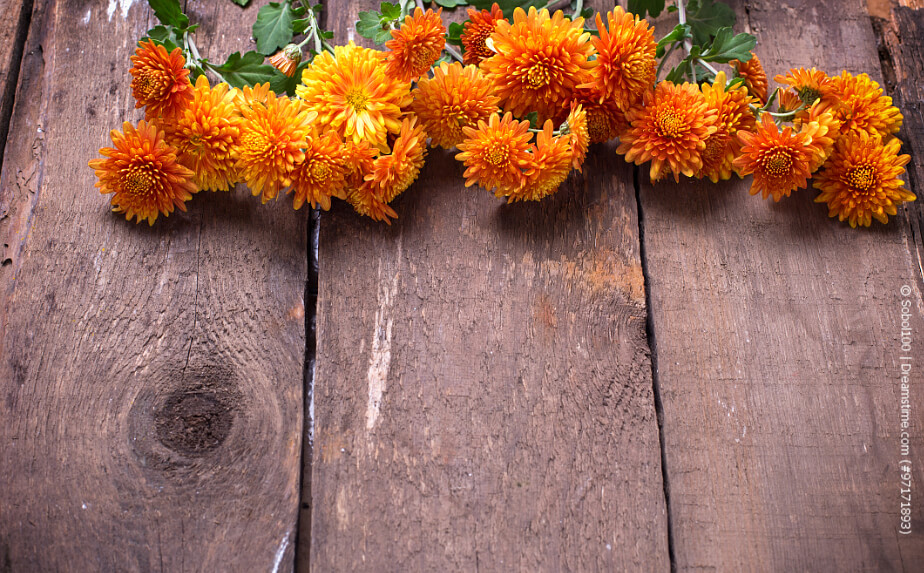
[
  {"xmin": 462, "ymin": 3, "xmax": 504, "ymax": 66},
  {"xmin": 350, "ymin": 117, "xmax": 428, "ymax": 223},
  {"xmin": 480, "ymin": 7, "xmax": 596, "ymax": 120},
  {"xmin": 269, "ymin": 44, "xmax": 302, "ymax": 77},
  {"xmin": 234, "ymin": 82, "xmax": 273, "ymax": 113},
  {"xmin": 510, "ymin": 120, "xmax": 572, "ymax": 202},
  {"xmin": 410, "ymin": 62, "xmax": 500, "ymax": 148},
  {"xmin": 777, "ymin": 88, "xmax": 802, "ymax": 114},
  {"xmin": 813, "ymin": 131, "xmax": 913, "ymax": 227},
  {"xmin": 234, "ymin": 84, "xmax": 316, "ymax": 202},
  {"xmin": 289, "ymin": 129, "xmax": 348, "ymax": 211},
  {"xmin": 129, "ymin": 40, "xmax": 194, "ymax": 124},
  {"xmin": 297, "ymin": 42, "xmax": 412, "ymax": 152},
  {"xmin": 775, "ymin": 67, "xmax": 837, "ymax": 107},
  {"xmin": 89, "ymin": 120, "xmax": 197, "ymax": 225},
  {"xmin": 456, "ymin": 112, "xmax": 533, "ymax": 193},
  {"xmin": 616, "ymin": 81, "xmax": 718, "ymax": 182},
  {"xmin": 797, "ymin": 100, "xmax": 843, "ymax": 171},
  {"xmin": 733, "ymin": 113, "xmax": 817, "ymax": 201},
  {"xmin": 830, "ymin": 71, "xmax": 903, "ymax": 139},
  {"xmin": 696, "ymin": 71, "xmax": 757, "ymax": 182},
  {"xmin": 563, "ymin": 102, "xmax": 589, "ymax": 171},
  {"xmin": 344, "ymin": 140, "xmax": 379, "ymax": 191},
  {"xmin": 386, "ymin": 7, "xmax": 446, "ymax": 82},
  {"xmin": 570, "ymin": 87, "xmax": 627, "ymax": 143},
  {"xmin": 731, "ymin": 53, "xmax": 769, "ymax": 104},
  {"xmin": 582, "ymin": 7, "xmax": 656, "ymax": 111},
  {"xmin": 167, "ymin": 75, "xmax": 241, "ymax": 191}
]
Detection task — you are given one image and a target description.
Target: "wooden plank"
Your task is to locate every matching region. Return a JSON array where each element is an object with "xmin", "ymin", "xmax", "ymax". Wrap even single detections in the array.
[
  {"xmin": 0, "ymin": 0, "xmax": 305, "ymax": 570},
  {"xmin": 0, "ymin": 0, "xmax": 31, "ymax": 171},
  {"xmin": 639, "ymin": 0, "xmax": 924, "ymax": 570},
  {"xmin": 308, "ymin": 1, "xmax": 669, "ymax": 570}
]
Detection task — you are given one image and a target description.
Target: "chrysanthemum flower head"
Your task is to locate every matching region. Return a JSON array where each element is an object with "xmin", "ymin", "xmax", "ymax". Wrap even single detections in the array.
[
  {"xmin": 777, "ymin": 88, "xmax": 802, "ymax": 114},
  {"xmin": 480, "ymin": 7, "xmax": 596, "ymax": 120},
  {"xmin": 830, "ymin": 71, "xmax": 902, "ymax": 139},
  {"xmin": 582, "ymin": 7, "xmax": 656, "ymax": 112},
  {"xmin": 269, "ymin": 44, "xmax": 302, "ymax": 77},
  {"xmin": 775, "ymin": 67, "xmax": 837, "ymax": 108},
  {"xmin": 695, "ymin": 71, "xmax": 757, "ymax": 182},
  {"xmin": 234, "ymin": 82, "xmax": 273, "ymax": 113},
  {"xmin": 562, "ymin": 102, "xmax": 589, "ymax": 171},
  {"xmin": 88, "ymin": 120, "xmax": 197, "ymax": 225},
  {"xmin": 350, "ymin": 116, "xmax": 428, "ymax": 223},
  {"xmin": 289, "ymin": 129, "xmax": 349, "ymax": 211},
  {"xmin": 385, "ymin": 7, "xmax": 446, "ymax": 82},
  {"xmin": 813, "ymin": 132, "xmax": 913, "ymax": 227},
  {"xmin": 510, "ymin": 119, "xmax": 573, "ymax": 202},
  {"xmin": 616, "ymin": 81, "xmax": 718, "ymax": 182},
  {"xmin": 129, "ymin": 40, "xmax": 194, "ymax": 125},
  {"xmin": 569, "ymin": 87, "xmax": 628, "ymax": 143},
  {"xmin": 797, "ymin": 100, "xmax": 843, "ymax": 171},
  {"xmin": 732, "ymin": 113, "xmax": 817, "ymax": 201},
  {"xmin": 456, "ymin": 112, "xmax": 534, "ymax": 193},
  {"xmin": 731, "ymin": 53, "xmax": 769, "ymax": 104},
  {"xmin": 461, "ymin": 3, "xmax": 504, "ymax": 66},
  {"xmin": 410, "ymin": 62, "xmax": 500, "ymax": 149},
  {"xmin": 233, "ymin": 84, "xmax": 317, "ymax": 202},
  {"xmin": 297, "ymin": 42, "xmax": 412, "ymax": 152},
  {"xmin": 167, "ymin": 75, "xmax": 241, "ymax": 192}
]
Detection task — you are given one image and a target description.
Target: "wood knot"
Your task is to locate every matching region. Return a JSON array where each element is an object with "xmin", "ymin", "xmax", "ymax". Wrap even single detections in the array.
[{"xmin": 154, "ymin": 389, "xmax": 234, "ymax": 456}]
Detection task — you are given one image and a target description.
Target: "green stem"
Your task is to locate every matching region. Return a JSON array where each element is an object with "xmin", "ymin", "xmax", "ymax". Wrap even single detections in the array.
[
  {"xmin": 676, "ymin": 0, "xmax": 696, "ymax": 82},
  {"xmin": 656, "ymin": 42, "xmax": 677, "ymax": 81},
  {"xmin": 572, "ymin": 0, "xmax": 583, "ymax": 19},
  {"xmin": 444, "ymin": 44, "xmax": 464, "ymax": 63}
]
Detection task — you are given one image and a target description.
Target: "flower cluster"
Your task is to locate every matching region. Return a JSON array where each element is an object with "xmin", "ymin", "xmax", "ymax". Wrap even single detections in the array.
[{"xmin": 90, "ymin": 2, "xmax": 914, "ymax": 229}]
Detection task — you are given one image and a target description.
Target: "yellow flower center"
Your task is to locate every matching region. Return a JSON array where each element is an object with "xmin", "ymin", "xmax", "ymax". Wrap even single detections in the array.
[
  {"xmin": 701, "ymin": 136, "xmax": 725, "ymax": 164},
  {"xmin": 411, "ymin": 47, "xmax": 437, "ymax": 71},
  {"xmin": 241, "ymin": 131, "xmax": 272, "ymax": 157},
  {"xmin": 134, "ymin": 71, "xmax": 168, "ymax": 101},
  {"xmin": 526, "ymin": 63, "xmax": 551, "ymax": 88},
  {"xmin": 124, "ymin": 166, "xmax": 156, "ymax": 197},
  {"xmin": 621, "ymin": 54, "xmax": 650, "ymax": 81},
  {"xmin": 764, "ymin": 148, "xmax": 793, "ymax": 176},
  {"xmin": 655, "ymin": 109, "xmax": 686, "ymax": 139},
  {"xmin": 486, "ymin": 142, "xmax": 509, "ymax": 166},
  {"xmin": 345, "ymin": 88, "xmax": 369, "ymax": 112},
  {"xmin": 309, "ymin": 160, "xmax": 332, "ymax": 182},
  {"xmin": 846, "ymin": 164, "xmax": 877, "ymax": 192}
]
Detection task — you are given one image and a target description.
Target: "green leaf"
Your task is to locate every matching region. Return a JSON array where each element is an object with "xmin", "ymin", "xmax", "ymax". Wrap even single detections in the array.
[
  {"xmin": 230, "ymin": 0, "xmax": 250, "ymax": 6},
  {"xmin": 446, "ymin": 21, "xmax": 464, "ymax": 47},
  {"xmin": 356, "ymin": 10, "xmax": 394, "ymax": 45},
  {"xmin": 699, "ymin": 28, "xmax": 756, "ymax": 63},
  {"xmin": 143, "ymin": 24, "xmax": 183, "ymax": 53},
  {"xmin": 147, "ymin": 0, "xmax": 189, "ymax": 28},
  {"xmin": 627, "ymin": 0, "xmax": 665, "ymax": 18},
  {"xmin": 268, "ymin": 61, "xmax": 310, "ymax": 96},
  {"xmin": 467, "ymin": 0, "xmax": 545, "ymax": 18},
  {"xmin": 434, "ymin": 0, "xmax": 468, "ymax": 7},
  {"xmin": 213, "ymin": 51, "xmax": 278, "ymax": 88},
  {"xmin": 253, "ymin": 2, "xmax": 295, "ymax": 56},
  {"xmin": 380, "ymin": 2, "xmax": 402, "ymax": 20},
  {"xmin": 686, "ymin": 0, "xmax": 736, "ymax": 45},
  {"xmin": 292, "ymin": 17, "xmax": 311, "ymax": 35},
  {"xmin": 656, "ymin": 24, "xmax": 690, "ymax": 58}
]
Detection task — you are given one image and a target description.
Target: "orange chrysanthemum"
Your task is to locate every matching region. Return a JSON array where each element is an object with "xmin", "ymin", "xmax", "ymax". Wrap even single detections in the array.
[
  {"xmin": 167, "ymin": 75, "xmax": 241, "ymax": 191},
  {"xmin": 563, "ymin": 102, "xmax": 589, "ymax": 171},
  {"xmin": 385, "ymin": 7, "xmax": 446, "ymax": 82},
  {"xmin": 616, "ymin": 81, "xmax": 718, "ymax": 182},
  {"xmin": 456, "ymin": 112, "xmax": 533, "ymax": 193},
  {"xmin": 129, "ymin": 40, "xmax": 194, "ymax": 124},
  {"xmin": 297, "ymin": 42, "xmax": 412, "ymax": 152},
  {"xmin": 731, "ymin": 53, "xmax": 769, "ymax": 104},
  {"xmin": 410, "ymin": 62, "xmax": 500, "ymax": 148},
  {"xmin": 89, "ymin": 120, "xmax": 197, "ymax": 225},
  {"xmin": 733, "ymin": 113, "xmax": 817, "ymax": 201},
  {"xmin": 289, "ymin": 129, "xmax": 349, "ymax": 211},
  {"xmin": 813, "ymin": 132, "xmax": 913, "ymax": 227},
  {"xmin": 234, "ymin": 84, "xmax": 316, "ymax": 202},
  {"xmin": 344, "ymin": 140, "xmax": 379, "ymax": 191},
  {"xmin": 480, "ymin": 7, "xmax": 596, "ymax": 120},
  {"xmin": 777, "ymin": 88, "xmax": 802, "ymax": 114},
  {"xmin": 582, "ymin": 7, "xmax": 656, "ymax": 111},
  {"xmin": 461, "ymin": 3, "xmax": 504, "ymax": 66},
  {"xmin": 797, "ymin": 100, "xmax": 843, "ymax": 171},
  {"xmin": 829, "ymin": 71, "xmax": 903, "ymax": 139},
  {"xmin": 696, "ymin": 71, "xmax": 757, "ymax": 182},
  {"xmin": 569, "ymin": 87, "xmax": 628, "ymax": 143},
  {"xmin": 269, "ymin": 44, "xmax": 302, "ymax": 78},
  {"xmin": 511, "ymin": 120, "xmax": 573, "ymax": 202},
  {"xmin": 775, "ymin": 67, "xmax": 837, "ymax": 108},
  {"xmin": 350, "ymin": 117, "xmax": 428, "ymax": 223},
  {"xmin": 234, "ymin": 82, "xmax": 273, "ymax": 113}
]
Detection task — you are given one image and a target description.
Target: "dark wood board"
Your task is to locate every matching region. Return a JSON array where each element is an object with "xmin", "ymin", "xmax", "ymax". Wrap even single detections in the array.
[
  {"xmin": 0, "ymin": 0, "xmax": 31, "ymax": 172},
  {"xmin": 308, "ymin": 1, "xmax": 670, "ymax": 570},
  {"xmin": 639, "ymin": 0, "xmax": 924, "ymax": 570},
  {"xmin": 0, "ymin": 0, "xmax": 306, "ymax": 570}
]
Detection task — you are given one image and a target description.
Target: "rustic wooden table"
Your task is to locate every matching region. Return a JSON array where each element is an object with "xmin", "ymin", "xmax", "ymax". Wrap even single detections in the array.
[{"xmin": 0, "ymin": 0, "xmax": 922, "ymax": 571}]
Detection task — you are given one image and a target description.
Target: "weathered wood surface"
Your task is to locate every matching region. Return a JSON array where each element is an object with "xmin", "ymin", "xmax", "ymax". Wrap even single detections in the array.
[
  {"xmin": 308, "ymin": 1, "xmax": 669, "ymax": 570},
  {"xmin": 639, "ymin": 0, "xmax": 924, "ymax": 570},
  {"xmin": 0, "ymin": 0, "xmax": 31, "ymax": 170},
  {"xmin": 0, "ymin": 0, "xmax": 306, "ymax": 570}
]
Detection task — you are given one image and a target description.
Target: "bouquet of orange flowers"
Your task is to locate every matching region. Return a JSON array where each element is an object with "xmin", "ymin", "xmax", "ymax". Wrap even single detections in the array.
[{"xmin": 89, "ymin": 0, "xmax": 914, "ymax": 228}]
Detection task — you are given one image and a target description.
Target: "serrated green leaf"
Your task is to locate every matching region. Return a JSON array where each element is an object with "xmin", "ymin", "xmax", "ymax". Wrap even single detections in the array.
[
  {"xmin": 320, "ymin": 30, "xmax": 333, "ymax": 39},
  {"xmin": 627, "ymin": 0, "xmax": 665, "ymax": 18},
  {"xmin": 214, "ymin": 51, "xmax": 278, "ymax": 88},
  {"xmin": 143, "ymin": 24, "xmax": 183, "ymax": 53},
  {"xmin": 434, "ymin": 0, "xmax": 468, "ymax": 7},
  {"xmin": 699, "ymin": 28, "xmax": 756, "ymax": 63},
  {"xmin": 356, "ymin": 10, "xmax": 386, "ymax": 40},
  {"xmin": 147, "ymin": 0, "xmax": 189, "ymax": 28},
  {"xmin": 268, "ymin": 61, "xmax": 310, "ymax": 96},
  {"xmin": 292, "ymin": 18, "xmax": 311, "ymax": 35},
  {"xmin": 467, "ymin": 0, "xmax": 545, "ymax": 18},
  {"xmin": 446, "ymin": 21, "xmax": 464, "ymax": 46},
  {"xmin": 253, "ymin": 2, "xmax": 295, "ymax": 56},
  {"xmin": 380, "ymin": 2, "xmax": 402, "ymax": 20},
  {"xmin": 230, "ymin": 0, "xmax": 250, "ymax": 6},
  {"xmin": 656, "ymin": 24, "xmax": 690, "ymax": 58},
  {"xmin": 686, "ymin": 0, "xmax": 736, "ymax": 45}
]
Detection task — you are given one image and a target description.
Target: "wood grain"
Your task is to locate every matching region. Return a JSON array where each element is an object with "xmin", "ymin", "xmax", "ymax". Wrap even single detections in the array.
[
  {"xmin": 308, "ymin": 2, "xmax": 669, "ymax": 570},
  {"xmin": 0, "ymin": 0, "xmax": 31, "ymax": 173},
  {"xmin": 0, "ymin": 0, "xmax": 306, "ymax": 570},
  {"xmin": 639, "ymin": 0, "xmax": 924, "ymax": 570}
]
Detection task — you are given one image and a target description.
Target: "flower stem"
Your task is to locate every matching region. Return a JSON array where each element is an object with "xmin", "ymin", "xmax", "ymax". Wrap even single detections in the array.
[
  {"xmin": 572, "ymin": 0, "xmax": 584, "ymax": 19},
  {"xmin": 444, "ymin": 44, "xmax": 464, "ymax": 63},
  {"xmin": 657, "ymin": 42, "xmax": 678, "ymax": 81}
]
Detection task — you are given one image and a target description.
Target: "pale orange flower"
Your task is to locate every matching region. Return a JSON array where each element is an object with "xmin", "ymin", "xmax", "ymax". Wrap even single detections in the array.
[
  {"xmin": 582, "ymin": 7, "xmax": 656, "ymax": 111},
  {"xmin": 410, "ymin": 62, "xmax": 500, "ymax": 149},
  {"xmin": 731, "ymin": 53, "xmax": 769, "ymax": 104},
  {"xmin": 696, "ymin": 71, "xmax": 757, "ymax": 182},
  {"xmin": 129, "ymin": 40, "xmax": 194, "ymax": 124},
  {"xmin": 775, "ymin": 67, "xmax": 837, "ymax": 108},
  {"xmin": 289, "ymin": 129, "xmax": 349, "ymax": 211},
  {"xmin": 456, "ymin": 112, "xmax": 534, "ymax": 194},
  {"xmin": 269, "ymin": 44, "xmax": 302, "ymax": 77},
  {"xmin": 830, "ymin": 71, "xmax": 903, "ymax": 139},
  {"xmin": 385, "ymin": 7, "xmax": 446, "ymax": 82},
  {"xmin": 511, "ymin": 119, "xmax": 573, "ymax": 202},
  {"xmin": 733, "ymin": 113, "xmax": 817, "ymax": 201}
]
